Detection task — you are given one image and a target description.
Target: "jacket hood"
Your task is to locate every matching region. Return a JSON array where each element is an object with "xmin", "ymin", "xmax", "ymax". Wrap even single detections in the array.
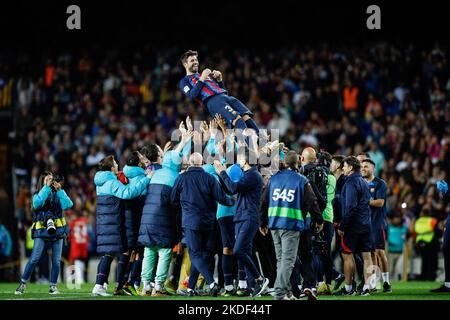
[
  {"xmin": 94, "ymin": 171, "xmax": 116, "ymax": 186},
  {"xmin": 123, "ymin": 165, "xmax": 146, "ymax": 179},
  {"xmin": 162, "ymin": 151, "xmax": 183, "ymax": 171}
]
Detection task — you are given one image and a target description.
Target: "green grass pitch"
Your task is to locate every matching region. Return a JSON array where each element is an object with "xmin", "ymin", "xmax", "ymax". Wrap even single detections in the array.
[{"xmin": 1, "ymin": 281, "xmax": 450, "ymax": 300}]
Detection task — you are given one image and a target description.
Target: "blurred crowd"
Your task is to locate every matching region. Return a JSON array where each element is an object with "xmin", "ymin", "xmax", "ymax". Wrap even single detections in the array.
[{"xmin": 8, "ymin": 42, "xmax": 450, "ymax": 281}]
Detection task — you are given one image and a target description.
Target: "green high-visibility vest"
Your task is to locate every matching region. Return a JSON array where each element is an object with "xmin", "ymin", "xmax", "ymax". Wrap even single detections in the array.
[{"xmin": 414, "ymin": 216, "xmax": 436, "ymax": 244}]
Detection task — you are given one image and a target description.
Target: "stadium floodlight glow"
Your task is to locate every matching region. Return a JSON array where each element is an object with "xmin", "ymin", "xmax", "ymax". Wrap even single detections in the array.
[{"xmin": 401, "ymin": 202, "xmax": 407, "ymax": 209}]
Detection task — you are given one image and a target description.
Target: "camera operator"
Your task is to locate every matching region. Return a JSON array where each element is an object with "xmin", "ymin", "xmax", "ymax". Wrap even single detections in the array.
[{"xmin": 15, "ymin": 171, "xmax": 73, "ymax": 295}]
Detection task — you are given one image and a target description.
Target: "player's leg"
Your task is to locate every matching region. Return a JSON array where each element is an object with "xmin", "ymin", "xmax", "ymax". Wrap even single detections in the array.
[
  {"xmin": 338, "ymin": 232, "xmax": 356, "ymax": 295},
  {"xmin": 114, "ymin": 250, "xmax": 130, "ymax": 294},
  {"xmin": 92, "ymin": 253, "xmax": 114, "ymax": 296},
  {"xmin": 206, "ymin": 95, "xmax": 248, "ymax": 131},
  {"xmin": 361, "ymin": 251, "xmax": 373, "ymax": 295},
  {"xmin": 360, "ymin": 232, "xmax": 374, "ymax": 296},
  {"xmin": 218, "ymin": 217, "xmax": 235, "ymax": 294},
  {"xmin": 226, "ymin": 96, "xmax": 259, "ymax": 134}
]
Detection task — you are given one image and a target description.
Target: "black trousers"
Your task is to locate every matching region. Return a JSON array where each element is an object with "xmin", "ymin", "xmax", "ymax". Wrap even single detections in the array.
[
  {"xmin": 418, "ymin": 241, "xmax": 438, "ymax": 281},
  {"xmin": 253, "ymin": 229, "xmax": 277, "ymax": 287},
  {"xmin": 298, "ymin": 229, "xmax": 316, "ymax": 289}
]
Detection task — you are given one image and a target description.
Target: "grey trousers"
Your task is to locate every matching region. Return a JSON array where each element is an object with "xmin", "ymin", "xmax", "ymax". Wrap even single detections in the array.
[{"xmin": 271, "ymin": 229, "xmax": 300, "ymax": 298}]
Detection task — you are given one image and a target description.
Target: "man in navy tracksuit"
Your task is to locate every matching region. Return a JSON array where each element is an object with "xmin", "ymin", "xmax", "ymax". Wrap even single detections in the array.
[
  {"xmin": 337, "ymin": 156, "xmax": 373, "ymax": 297},
  {"xmin": 432, "ymin": 180, "xmax": 450, "ymax": 293},
  {"xmin": 179, "ymin": 50, "xmax": 259, "ymax": 134},
  {"xmin": 214, "ymin": 148, "xmax": 270, "ymax": 297},
  {"xmin": 170, "ymin": 153, "xmax": 235, "ymax": 297},
  {"xmin": 361, "ymin": 158, "xmax": 392, "ymax": 293}
]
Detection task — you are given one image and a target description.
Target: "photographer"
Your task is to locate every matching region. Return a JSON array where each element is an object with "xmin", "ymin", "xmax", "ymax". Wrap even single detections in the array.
[{"xmin": 15, "ymin": 171, "xmax": 73, "ymax": 295}]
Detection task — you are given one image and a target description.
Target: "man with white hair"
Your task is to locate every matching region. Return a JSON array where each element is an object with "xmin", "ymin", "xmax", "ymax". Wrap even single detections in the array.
[{"xmin": 171, "ymin": 152, "xmax": 235, "ymax": 297}]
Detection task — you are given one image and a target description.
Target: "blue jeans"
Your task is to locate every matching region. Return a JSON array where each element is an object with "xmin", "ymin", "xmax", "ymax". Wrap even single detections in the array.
[{"xmin": 21, "ymin": 238, "xmax": 63, "ymax": 286}]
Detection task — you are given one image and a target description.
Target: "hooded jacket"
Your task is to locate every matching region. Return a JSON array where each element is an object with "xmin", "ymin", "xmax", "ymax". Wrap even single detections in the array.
[
  {"xmin": 122, "ymin": 165, "xmax": 149, "ymax": 248},
  {"xmin": 139, "ymin": 150, "xmax": 183, "ymax": 248},
  {"xmin": 94, "ymin": 171, "xmax": 150, "ymax": 254}
]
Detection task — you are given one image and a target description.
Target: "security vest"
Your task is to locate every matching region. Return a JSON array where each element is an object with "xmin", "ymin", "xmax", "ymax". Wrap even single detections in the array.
[
  {"xmin": 267, "ymin": 169, "xmax": 308, "ymax": 232},
  {"xmin": 414, "ymin": 216, "xmax": 437, "ymax": 244}
]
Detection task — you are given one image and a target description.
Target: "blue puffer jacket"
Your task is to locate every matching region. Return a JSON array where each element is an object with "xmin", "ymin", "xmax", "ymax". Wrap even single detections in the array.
[
  {"xmin": 31, "ymin": 185, "xmax": 73, "ymax": 240},
  {"xmin": 95, "ymin": 171, "xmax": 150, "ymax": 254},
  {"xmin": 139, "ymin": 151, "xmax": 182, "ymax": 248},
  {"xmin": 123, "ymin": 165, "xmax": 149, "ymax": 249}
]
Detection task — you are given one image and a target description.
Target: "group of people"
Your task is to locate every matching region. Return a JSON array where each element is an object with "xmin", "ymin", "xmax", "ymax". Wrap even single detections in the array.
[
  {"xmin": 8, "ymin": 115, "xmax": 420, "ymax": 298},
  {"xmin": 12, "ymin": 49, "xmax": 450, "ymax": 299}
]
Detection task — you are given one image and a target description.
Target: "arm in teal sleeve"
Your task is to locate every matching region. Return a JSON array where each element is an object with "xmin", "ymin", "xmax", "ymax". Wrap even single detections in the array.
[
  {"xmin": 32, "ymin": 185, "xmax": 52, "ymax": 210},
  {"xmin": 109, "ymin": 177, "xmax": 150, "ymax": 199},
  {"xmin": 181, "ymin": 137, "xmax": 192, "ymax": 158},
  {"xmin": 56, "ymin": 190, "xmax": 74, "ymax": 210},
  {"xmin": 205, "ymin": 136, "xmax": 216, "ymax": 156}
]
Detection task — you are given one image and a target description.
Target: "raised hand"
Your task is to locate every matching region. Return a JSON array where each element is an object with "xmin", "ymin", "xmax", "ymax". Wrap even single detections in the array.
[
  {"xmin": 52, "ymin": 181, "xmax": 62, "ymax": 191},
  {"xmin": 44, "ymin": 175, "xmax": 53, "ymax": 187},
  {"xmin": 213, "ymin": 160, "xmax": 226, "ymax": 174},
  {"xmin": 211, "ymin": 70, "xmax": 223, "ymax": 82},
  {"xmin": 200, "ymin": 121, "xmax": 209, "ymax": 135},
  {"xmin": 209, "ymin": 118, "xmax": 218, "ymax": 137},
  {"xmin": 186, "ymin": 116, "xmax": 193, "ymax": 132},
  {"xmin": 200, "ymin": 68, "xmax": 212, "ymax": 81},
  {"xmin": 179, "ymin": 121, "xmax": 186, "ymax": 134},
  {"xmin": 163, "ymin": 141, "xmax": 172, "ymax": 154}
]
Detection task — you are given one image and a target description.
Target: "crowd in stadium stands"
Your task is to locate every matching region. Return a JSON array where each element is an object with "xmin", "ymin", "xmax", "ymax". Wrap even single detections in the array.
[{"xmin": 9, "ymin": 42, "xmax": 450, "ymax": 282}]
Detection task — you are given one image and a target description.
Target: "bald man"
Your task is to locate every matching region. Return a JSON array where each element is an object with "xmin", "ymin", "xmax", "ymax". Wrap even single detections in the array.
[{"xmin": 170, "ymin": 153, "xmax": 234, "ymax": 296}]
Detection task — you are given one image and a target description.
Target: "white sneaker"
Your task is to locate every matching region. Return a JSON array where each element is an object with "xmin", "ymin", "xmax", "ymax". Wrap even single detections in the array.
[
  {"xmin": 15, "ymin": 283, "xmax": 26, "ymax": 295},
  {"xmin": 92, "ymin": 284, "xmax": 111, "ymax": 296},
  {"xmin": 103, "ymin": 282, "xmax": 108, "ymax": 291}
]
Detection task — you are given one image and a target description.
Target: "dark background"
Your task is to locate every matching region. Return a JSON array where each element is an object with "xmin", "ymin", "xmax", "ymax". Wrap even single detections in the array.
[{"xmin": 0, "ymin": 1, "xmax": 448, "ymax": 50}]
